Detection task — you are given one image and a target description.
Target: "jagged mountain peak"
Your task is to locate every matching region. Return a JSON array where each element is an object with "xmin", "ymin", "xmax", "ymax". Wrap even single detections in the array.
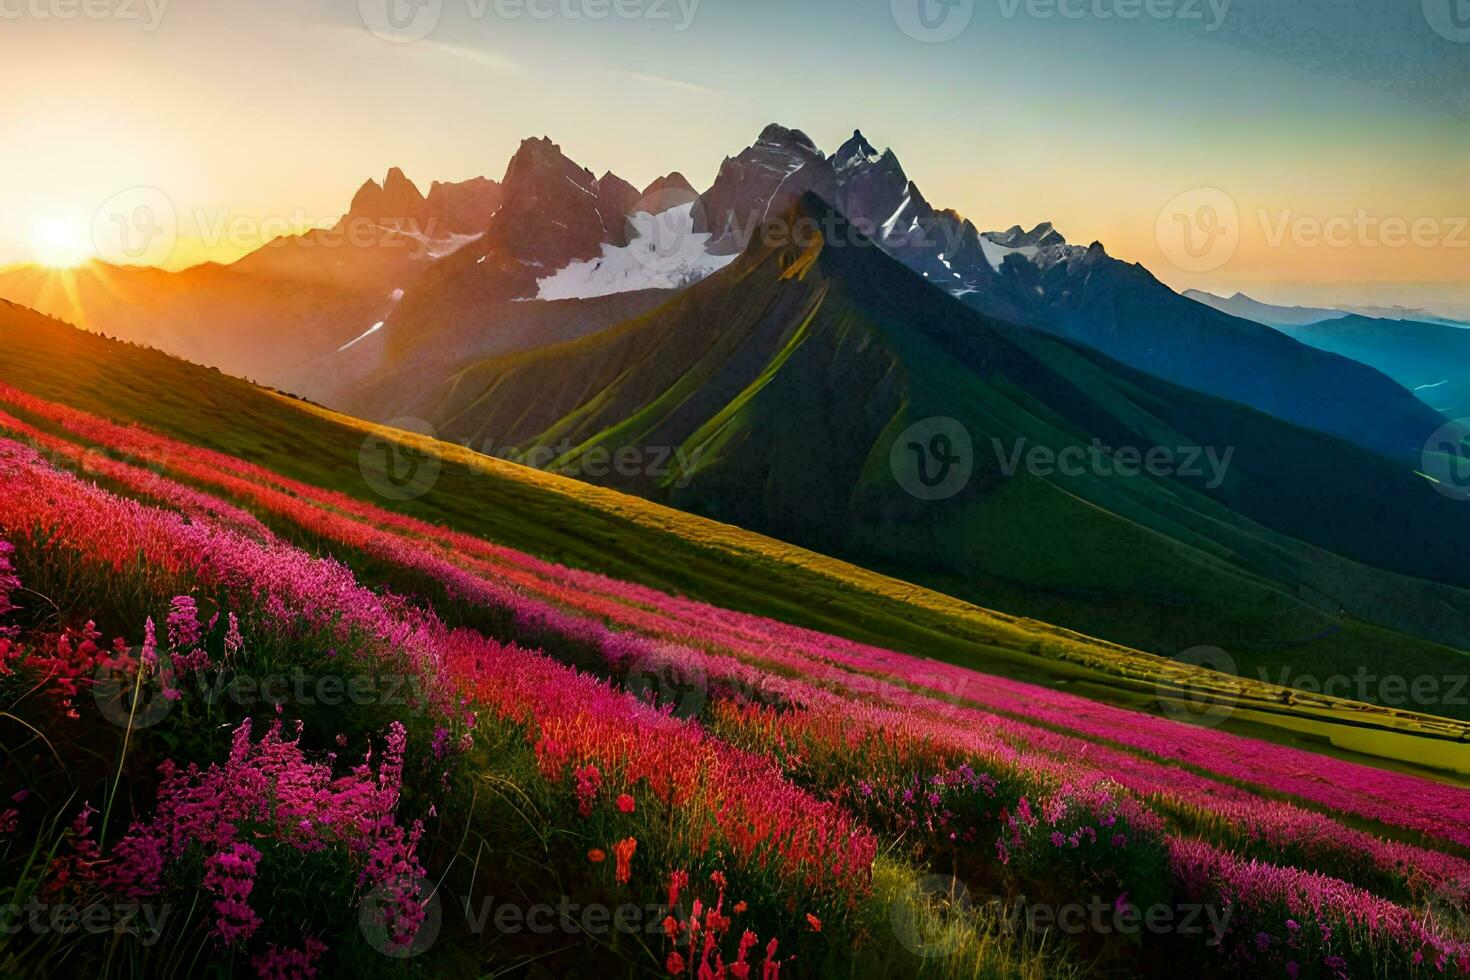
[
  {"xmin": 698, "ymin": 125, "xmax": 837, "ymax": 254},
  {"xmin": 833, "ymin": 130, "xmax": 883, "ymax": 171},
  {"xmin": 449, "ymin": 136, "xmax": 647, "ymax": 288},
  {"xmin": 596, "ymin": 171, "xmax": 641, "ymax": 214},
  {"xmin": 642, "ymin": 172, "xmax": 697, "ymax": 198},
  {"xmin": 756, "ymin": 123, "xmax": 823, "ymax": 158},
  {"xmin": 902, "ymin": 179, "xmax": 929, "ymax": 209},
  {"xmin": 382, "ymin": 166, "xmax": 421, "ymax": 195},
  {"xmin": 347, "ymin": 168, "xmax": 429, "ymax": 221},
  {"xmin": 517, "ymin": 135, "xmax": 562, "ymax": 155},
  {"xmin": 598, "ymin": 169, "xmax": 637, "ymax": 190},
  {"xmin": 501, "ymin": 136, "xmax": 598, "ymax": 189},
  {"xmin": 346, "ymin": 178, "xmax": 382, "ymax": 215},
  {"xmin": 986, "ymin": 222, "xmax": 1067, "ymax": 249}
]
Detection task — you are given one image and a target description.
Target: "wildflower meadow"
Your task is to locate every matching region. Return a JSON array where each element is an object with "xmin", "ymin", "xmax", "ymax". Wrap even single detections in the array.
[{"xmin": 0, "ymin": 382, "xmax": 1466, "ymax": 979}]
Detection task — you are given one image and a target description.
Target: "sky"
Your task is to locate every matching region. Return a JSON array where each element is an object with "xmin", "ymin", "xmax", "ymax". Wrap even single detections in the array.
[{"xmin": 1, "ymin": 0, "xmax": 1466, "ymax": 308}]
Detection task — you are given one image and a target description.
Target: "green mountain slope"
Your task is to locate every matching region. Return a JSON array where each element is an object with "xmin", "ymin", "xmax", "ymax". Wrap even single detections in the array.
[{"xmin": 423, "ymin": 195, "xmax": 1470, "ymax": 696}]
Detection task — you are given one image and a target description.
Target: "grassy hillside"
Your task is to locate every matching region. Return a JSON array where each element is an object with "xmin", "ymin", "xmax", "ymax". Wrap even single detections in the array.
[
  {"xmin": 3, "ymin": 298, "xmax": 1469, "ymax": 776},
  {"xmin": 418, "ymin": 198, "xmax": 1470, "ymax": 717}
]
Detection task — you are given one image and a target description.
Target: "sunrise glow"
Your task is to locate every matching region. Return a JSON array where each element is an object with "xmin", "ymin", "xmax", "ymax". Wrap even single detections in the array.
[{"xmin": 28, "ymin": 214, "xmax": 94, "ymax": 269}]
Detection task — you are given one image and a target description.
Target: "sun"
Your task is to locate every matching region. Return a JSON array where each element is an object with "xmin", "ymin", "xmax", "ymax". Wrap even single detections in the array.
[{"xmin": 30, "ymin": 214, "xmax": 95, "ymax": 269}]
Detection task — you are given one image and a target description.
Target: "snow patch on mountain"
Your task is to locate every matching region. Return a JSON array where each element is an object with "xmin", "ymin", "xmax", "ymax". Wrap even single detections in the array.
[
  {"xmin": 337, "ymin": 287, "xmax": 406, "ymax": 352},
  {"xmin": 880, "ymin": 196, "xmax": 912, "ymax": 238},
  {"xmin": 374, "ymin": 225, "xmax": 482, "ymax": 260},
  {"xmin": 978, "ymin": 238, "xmax": 1039, "ymax": 273},
  {"xmin": 535, "ymin": 202, "xmax": 737, "ymax": 301}
]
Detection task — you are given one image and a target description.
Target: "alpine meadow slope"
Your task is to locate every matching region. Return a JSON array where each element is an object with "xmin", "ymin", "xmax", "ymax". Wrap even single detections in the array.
[{"xmin": 2, "ymin": 297, "xmax": 1467, "ymax": 764}]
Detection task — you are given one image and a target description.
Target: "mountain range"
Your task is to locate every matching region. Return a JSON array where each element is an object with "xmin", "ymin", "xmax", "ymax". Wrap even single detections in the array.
[
  {"xmin": 2, "ymin": 124, "xmax": 1447, "ymax": 465},
  {"xmin": 1183, "ymin": 290, "xmax": 1351, "ymax": 327},
  {"xmin": 0, "ymin": 168, "xmax": 501, "ymax": 386},
  {"xmin": 1188, "ymin": 289, "xmax": 1470, "ymax": 330},
  {"xmin": 408, "ymin": 192, "xmax": 1470, "ymax": 679},
  {"xmin": 352, "ymin": 124, "xmax": 1447, "ymax": 464}
]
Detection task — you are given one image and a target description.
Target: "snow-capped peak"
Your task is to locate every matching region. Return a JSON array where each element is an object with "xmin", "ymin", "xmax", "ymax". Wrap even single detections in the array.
[{"xmin": 535, "ymin": 201, "xmax": 737, "ymax": 301}]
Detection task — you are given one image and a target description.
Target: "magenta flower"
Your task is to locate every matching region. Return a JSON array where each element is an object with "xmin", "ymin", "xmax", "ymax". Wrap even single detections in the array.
[{"xmin": 203, "ymin": 842, "xmax": 263, "ymax": 944}]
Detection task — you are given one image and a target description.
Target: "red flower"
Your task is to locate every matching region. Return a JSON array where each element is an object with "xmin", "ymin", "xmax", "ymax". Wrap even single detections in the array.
[
  {"xmin": 762, "ymin": 937, "xmax": 781, "ymax": 979},
  {"xmin": 616, "ymin": 793, "xmax": 636, "ymax": 814},
  {"xmin": 587, "ymin": 848, "xmax": 606, "ymax": 863},
  {"xmin": 613, "ymin": 837, "xmax": 637, "ymax": 885},
  {"xmin": 665, "ymin": 951, "xmax": 685, "ymax": 975},
  {"xmin": 731, "ymin": 929, "xmax": 759, "ymax": 979},
  {"xmin": 733, "ymin": 901, "xmax": 748, "ymax": 914},
  {"xmin": 805, "ymin": 913, "xmax": 822, "ymax": 933},
  {"xmin": 668, "ymin": 869, "xmax": 689, "ymax": 908}
]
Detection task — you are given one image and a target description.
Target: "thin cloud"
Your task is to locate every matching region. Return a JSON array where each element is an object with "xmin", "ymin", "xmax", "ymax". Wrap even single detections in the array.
[
  {"xmin": 308, "ymin": 14, "xmax": 520, "ymax": 73},
  {"xmin": 614, "ymin": 71, "xmax": 717, "ymax": 95},
  {"xmin": 418, "ymin": 40, "xmax": 520, "ymax": 74}
]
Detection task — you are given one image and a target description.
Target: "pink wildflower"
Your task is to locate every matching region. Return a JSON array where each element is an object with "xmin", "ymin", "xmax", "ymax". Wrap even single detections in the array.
[
  {"xmin": 574, "ymin": 763, "xmax": 602, "ymax": 818},
  {"xmin": 253, "ymin": 938, "xmax": 328, "ymax": 979},
  {"xmin": 203, "ymin": 842, "xmax": 263, "ymax": 944}
]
